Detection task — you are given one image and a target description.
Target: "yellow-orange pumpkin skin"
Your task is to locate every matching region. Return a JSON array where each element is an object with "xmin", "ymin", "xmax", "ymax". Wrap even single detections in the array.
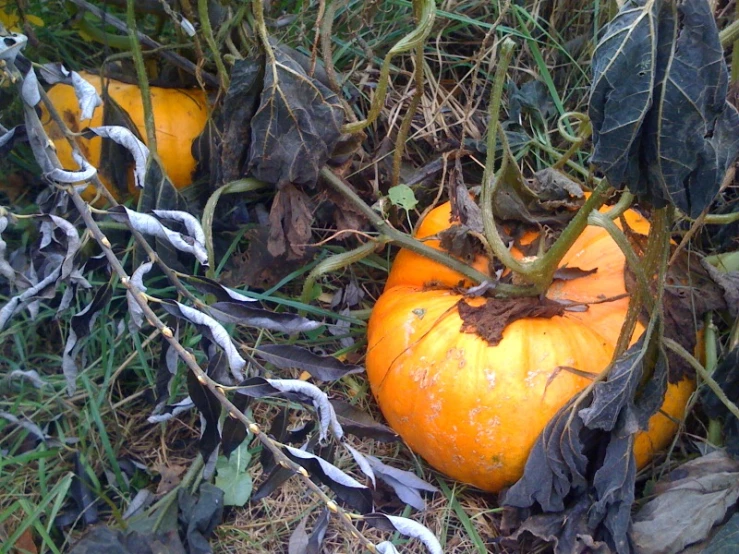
[
  {"xmin": 366, "ymin": 202, "xmax": 695, "ymax": 492},
  {"xmin": 41, "ymin": 71, "xmax": 208, "ymax": 202}
]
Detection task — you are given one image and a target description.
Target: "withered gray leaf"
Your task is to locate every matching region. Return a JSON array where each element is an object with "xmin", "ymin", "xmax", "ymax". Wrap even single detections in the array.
[
  {"xmin": 161, "ymin": 300, "xmax": 245, "ymax": 381},
  {"xmin": 181, "ymin": 275, "xmax": 258, "ymax": 305},
  {"xmin": 505, "ymin": 338, "xmax": 671, "ymax": 553},
  {"xmin": 363, "ymin": 514, "xmax": 442, "ymax": 554},
  {"xmin": 236, "ymin": 377, "xmax": 343, "ymax": 442},
  {"xmin": 0, "ymin": 125, "xmax": 26, "ymax": 156},
  {"xmin": 366, "ymin": 455, "xmax": 438, "ymax": 511},
  {"xmin": 0, "ymin": 33, "xmax": 27, "ymax": 65},
  {"xmin": 631, "ymin": 450, "xmax": 739, "ymax": 554},
  {"xmin": 80, "ymin": 126, "xmax": 149, "ymax": 189},
  {"xmin": 579, "ymin": 336, "xmax": 667, "ymax": 434},
  {"xmin": 127, "ymin": 261, "xmax": 153, "ymax": 331},
  {"xmin": 288, "ymin": 508, "xmax": 330, "ymax": 554},
  {"xmin": 504, "ymin": 395, "xmax": 590, "ymax": 513},
  {"xmin": 248, "ymin": 45, "xmax": 344, "ymax": 187},
  {"xmin": 331, "ymin": 400, "xmax": 399, "ymax": 443},
  {"xmin": 137, "ymin": 157, "xmax": 189, "ymax": 269}
]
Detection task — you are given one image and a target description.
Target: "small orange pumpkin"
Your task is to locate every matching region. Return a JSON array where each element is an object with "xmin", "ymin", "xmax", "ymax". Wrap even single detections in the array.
[
  {"xmin": 366, "ymin": 202, "xmax": 695, "ymax": 492},
  {"xmin": 41, "ymin": 71, "xmax": 208, "ymax": 202}
]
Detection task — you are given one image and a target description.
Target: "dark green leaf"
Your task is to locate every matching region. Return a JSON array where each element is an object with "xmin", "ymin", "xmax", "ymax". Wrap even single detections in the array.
[
  {"xmin": 220, "ymin": 59, "xmax": 263, "ymax": 186},
  {"xmin": 253, "ymin": 432, "xmax": 319, "ymax": 502},
  {"xmin": 187, "ymin": 370, "xmax": 221, "ymax": 459},
  {"xmin": 589, "ymin": 0, "xmax": 658, "ymax": 190},
  {"xmin": 68, "ymin": 527, "xmax": 186, "ymax": 554},
  {"xmin": 705, "ymin": 513, "xmax": 739, "ymax": 554},
  {"xmin": 178, "ymin": 483, "xmax": 224, "ymax": 554},
  {"xmin": 641, "ymin": 0, "xmax": 739, "ymax": 216},
  {"xmin": 63, "ymin": 282, "xmax": 113, "ymax": 394},
  {"xmin": 507, "ymin": 79, "xmax": 555, "ymax": 125},
  {"xmin": 590, "ymin": 0, "xmax": 739, "ymax": 216},
  {"xmin": 579, "ymin": 336, "xmax": 667, "ymax": 433},
  {"xmin": 221, "ymin": 394, "xmax": 250, "ymax": 459},
  {"xmin": 58, "ymin": 453, "xmax": 99, "ymax": 529},
  {"xmin": 589, "ymin": 435, "xmax": 634, "ymax": 552}
]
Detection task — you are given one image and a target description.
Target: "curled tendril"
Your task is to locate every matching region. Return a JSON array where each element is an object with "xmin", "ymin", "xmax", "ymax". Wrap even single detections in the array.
[{"xmin": 553, "ymin": 111, "xmax": 592, "ymax": 170}]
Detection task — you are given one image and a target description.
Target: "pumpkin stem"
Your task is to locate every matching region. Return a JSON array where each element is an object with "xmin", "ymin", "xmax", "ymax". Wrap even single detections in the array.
[
  {"xmin": 587, "ymin": 210, "xmax": 652, "ymax": 312},
  {"xmin": 320, "ymin": 166, "xmax": 536, "ymax": 296},
  {"xmin": 525, "ymin": 178, "xmax": 611, "ymax": 289},
  {"xmin": 477, "ymin": 38, "xmax": 611, "ymax": 295}
]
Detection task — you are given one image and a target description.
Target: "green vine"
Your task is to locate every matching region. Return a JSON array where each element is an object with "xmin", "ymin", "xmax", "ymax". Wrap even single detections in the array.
[
  {"xmin": 342, "ymin": 0, "xmax": 435, "ymax": 134},
  {"xmin": 125, "ymin": 0, "xmax": 157, "ymax": 154}
]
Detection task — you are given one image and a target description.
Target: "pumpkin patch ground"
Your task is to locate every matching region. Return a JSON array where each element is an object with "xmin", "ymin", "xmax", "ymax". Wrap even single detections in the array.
[{"xmin": 1, "ymin": 1, "xmax": 739, "ymax": 553}]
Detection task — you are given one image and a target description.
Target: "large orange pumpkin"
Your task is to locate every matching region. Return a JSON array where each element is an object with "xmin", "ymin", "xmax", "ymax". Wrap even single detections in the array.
[
  {"xmin": 41, "ymin": 71, "xmax": 208, "ymax": 202},
  {"xmin": 366, "ymin": 202, "xmax": 695, "ymax": 492}
]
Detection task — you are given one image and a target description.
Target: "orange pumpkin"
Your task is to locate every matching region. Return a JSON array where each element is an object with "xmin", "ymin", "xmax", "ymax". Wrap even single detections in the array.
[
  {"xmin": 41, "ymin": 71, "xmax": 208, "ymax": 202},
  {"xmin": 366, "ymin": 202, "xmax": 695, "ymax": 492}
]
